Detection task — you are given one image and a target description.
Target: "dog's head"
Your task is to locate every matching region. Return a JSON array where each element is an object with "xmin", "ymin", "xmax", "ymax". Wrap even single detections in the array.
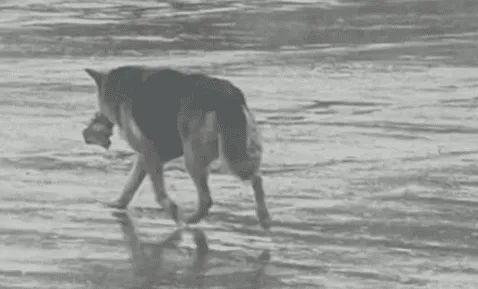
[
  {"xmin": 83, "ymin": 68, "xmax": 115, "ymax": 149},
  {"xmin": 82, "ymin": 112, "xmax": 114, "ymax": 149}
]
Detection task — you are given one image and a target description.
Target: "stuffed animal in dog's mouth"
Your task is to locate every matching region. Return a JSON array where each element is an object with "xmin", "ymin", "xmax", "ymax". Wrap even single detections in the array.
[{"xmin": 82, "ymin": 112, "xmax": 114, "ymax": 149}]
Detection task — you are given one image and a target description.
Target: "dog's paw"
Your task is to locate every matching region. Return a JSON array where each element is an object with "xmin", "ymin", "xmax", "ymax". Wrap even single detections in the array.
[
  {"xmin": 102, "ymin": 200, "xmax": 128, "ymax": 210},
  {"xmin": 259, "ymin": 216, "xmax": 272, "ymax": 231}
]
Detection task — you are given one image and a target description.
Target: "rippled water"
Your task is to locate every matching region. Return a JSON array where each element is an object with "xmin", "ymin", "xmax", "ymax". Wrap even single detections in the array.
[{"xmin": 2, "ymin": 0, "xmax": 478, "ymax": 288}]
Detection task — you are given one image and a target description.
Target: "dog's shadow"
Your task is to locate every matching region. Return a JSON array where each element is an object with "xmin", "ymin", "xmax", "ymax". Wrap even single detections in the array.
[{"xmin": 112, "ymin": 212, "xmax": 271, "ymax": 289}]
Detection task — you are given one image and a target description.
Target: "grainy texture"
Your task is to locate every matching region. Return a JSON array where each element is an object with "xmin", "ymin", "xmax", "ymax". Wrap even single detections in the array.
[{"xmin": 2, "ymin": 0, "xmax": 478, "ymax": 288}]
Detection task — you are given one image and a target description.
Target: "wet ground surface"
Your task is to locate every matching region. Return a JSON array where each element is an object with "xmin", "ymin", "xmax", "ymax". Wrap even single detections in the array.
[{"xmin": 2, "ymin": 0, "xmax": 478, "ymax": 288}]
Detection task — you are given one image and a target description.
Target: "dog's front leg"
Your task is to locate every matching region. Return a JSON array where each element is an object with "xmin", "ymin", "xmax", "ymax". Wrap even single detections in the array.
[
  {"xmin": 143, "ymin": 147, "xmax": 184, "ymax": 226},
  {"xmin": 105, "ymin": 153, "xmax": 147, "ymax": 209}
]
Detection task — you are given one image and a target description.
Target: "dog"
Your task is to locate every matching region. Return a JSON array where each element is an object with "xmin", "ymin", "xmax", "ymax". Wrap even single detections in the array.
[{"xmin": 83, "ymin": 65, "xmax": 271, "ymax": 229}]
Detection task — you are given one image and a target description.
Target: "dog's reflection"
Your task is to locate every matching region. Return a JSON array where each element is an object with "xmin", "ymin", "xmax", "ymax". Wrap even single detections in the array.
[{"xmin": 112, "ymin": 212, "xmax": 271, "ymax": 289}]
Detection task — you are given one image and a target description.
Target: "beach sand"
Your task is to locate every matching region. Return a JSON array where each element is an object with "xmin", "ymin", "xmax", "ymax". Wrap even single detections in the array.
[{"xmin": 2, "ymin": 0, "xmax": 478, "ymax": 288}]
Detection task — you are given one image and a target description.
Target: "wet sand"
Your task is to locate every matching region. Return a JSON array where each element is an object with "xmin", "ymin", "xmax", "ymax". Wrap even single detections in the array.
[{"xmin": 2, "ymin": 0, "xmax": 478, "ymax": 288}]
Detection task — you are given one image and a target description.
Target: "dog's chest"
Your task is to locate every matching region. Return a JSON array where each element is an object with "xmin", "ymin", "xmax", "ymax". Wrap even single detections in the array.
[{"xmin": 118, "ymin": 105, "xmax": 148, "ymax": 152}]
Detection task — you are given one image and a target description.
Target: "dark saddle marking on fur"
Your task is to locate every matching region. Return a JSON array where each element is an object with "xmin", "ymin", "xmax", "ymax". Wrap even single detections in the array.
[
  {"xmin": 106, "ymin": 66, "xmax": 249, "ymax": 163},
  {"xmin": 105, "ymin": 66, "xmax": 184, "ymax": 162}
]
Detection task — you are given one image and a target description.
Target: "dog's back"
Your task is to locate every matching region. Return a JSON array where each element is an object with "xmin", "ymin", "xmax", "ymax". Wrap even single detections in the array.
[{"xmin": 101, "ymin": 66, "xmax": 256, "ymax": 170}]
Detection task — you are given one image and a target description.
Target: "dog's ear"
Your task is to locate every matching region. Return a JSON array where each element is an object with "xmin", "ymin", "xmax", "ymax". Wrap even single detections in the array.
[{"xmin": 85, "ymin": 68, "xmax": 106, "ymax": 87}]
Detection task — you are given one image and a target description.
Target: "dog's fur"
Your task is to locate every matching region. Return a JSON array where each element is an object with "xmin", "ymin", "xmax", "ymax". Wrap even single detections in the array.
[{"xmin": 84, "ymin": 65, "xmax": 271, "ymax": 229}]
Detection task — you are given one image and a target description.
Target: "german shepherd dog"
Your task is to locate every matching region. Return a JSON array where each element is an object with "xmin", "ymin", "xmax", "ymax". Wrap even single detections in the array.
[{"xmin": 82, "ymin": 66, "xmax": 271, "ymax": 229}]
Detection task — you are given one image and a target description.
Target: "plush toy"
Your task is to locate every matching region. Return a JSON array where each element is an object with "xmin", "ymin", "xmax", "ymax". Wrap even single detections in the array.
[{"xmin": 82, "ymin": 112, "xmax": 114, "ymax": 149}]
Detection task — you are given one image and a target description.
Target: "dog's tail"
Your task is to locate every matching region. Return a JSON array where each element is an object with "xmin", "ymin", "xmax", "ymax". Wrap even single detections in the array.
[{"xmin": 213, "ymin": 82, "xmax": 249, "ymax": 164}]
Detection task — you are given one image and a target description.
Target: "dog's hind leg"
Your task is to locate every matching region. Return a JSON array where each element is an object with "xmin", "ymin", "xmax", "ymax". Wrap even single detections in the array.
[
  {"xmin": 230, "ymin": 158, "xmax": 272, "ymax": 230},
  {"xmin": 185, "ymin": 159, "xmax": 213, "ymax": 225},
  {"xmin": 222, "ymin": 108, "xmax": 272, "ymax": 230},
  {"xmin": 105, "ymin": 153, "xmax": 146, "ymax": 209},
  {"xmin": 250, "ymin": 174, "xmax": 272, "ymax": 230},
  {"xmin": 184, "ymin": 140, "xmax": 217, "ymax": 225},
  {"xmin": 143, "ymin": 147, "xmax": 183, "ymax": 226},
  {"xmin": 234, "ymin": 171, "xmax": 271, "ymax": 230}
]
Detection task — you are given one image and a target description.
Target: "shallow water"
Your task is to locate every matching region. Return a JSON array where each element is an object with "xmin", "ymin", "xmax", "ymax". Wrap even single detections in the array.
[{"xmin": 2, "ymin": 0, "xmax": 478, "ymax": 288}]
